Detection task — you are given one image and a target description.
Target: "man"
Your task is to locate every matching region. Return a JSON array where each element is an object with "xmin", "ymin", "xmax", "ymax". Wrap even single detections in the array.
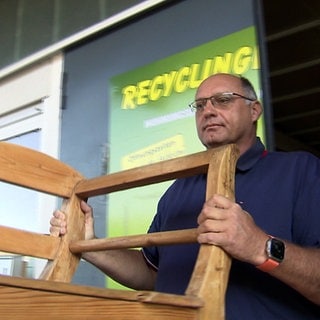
[{"xmin": 51, "ymin": 73, "xmax": 320, "ymax": 319}]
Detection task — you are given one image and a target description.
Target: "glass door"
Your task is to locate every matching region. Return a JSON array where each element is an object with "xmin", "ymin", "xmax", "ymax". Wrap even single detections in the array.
[{"xmin": 0, "ymin": 55, "xmax": 63, "ymax": 277}]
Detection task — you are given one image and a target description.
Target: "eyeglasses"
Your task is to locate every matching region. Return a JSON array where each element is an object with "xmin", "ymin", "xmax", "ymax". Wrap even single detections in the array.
[{"xmin": 189, "ymin": 92, "xmax": 256, "ymax": 112}]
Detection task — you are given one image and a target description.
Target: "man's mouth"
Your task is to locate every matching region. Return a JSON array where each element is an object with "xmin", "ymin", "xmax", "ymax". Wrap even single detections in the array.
[{"xmin": 203, "ymin": 123, "xmax": 223, "ymax": 131}]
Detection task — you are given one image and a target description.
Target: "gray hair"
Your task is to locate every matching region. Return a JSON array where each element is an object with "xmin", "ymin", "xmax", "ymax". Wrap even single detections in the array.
[{"xmin": 239, "ymin": 76, "xmax": 258, "ymax": 102}]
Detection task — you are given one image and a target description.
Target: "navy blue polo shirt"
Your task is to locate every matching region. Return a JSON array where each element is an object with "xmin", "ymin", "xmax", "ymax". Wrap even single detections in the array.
[{"xmin": 142, "ymin": 138, "xmax": 320, "ymax": 319}]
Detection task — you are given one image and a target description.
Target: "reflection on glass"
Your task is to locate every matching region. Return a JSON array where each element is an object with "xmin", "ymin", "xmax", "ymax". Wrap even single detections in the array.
[
  {"xmin": 1, "ymin": 130, "xmax": 39, "ymax": 231},
  {"xmin": 0, "ymin": 130, "xmax": 46, "ymax": 278}
]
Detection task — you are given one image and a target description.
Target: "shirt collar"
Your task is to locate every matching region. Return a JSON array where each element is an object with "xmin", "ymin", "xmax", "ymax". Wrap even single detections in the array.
[{"xmin": 236, "ymin": 137, "xmax": 266, "ymax": 172}]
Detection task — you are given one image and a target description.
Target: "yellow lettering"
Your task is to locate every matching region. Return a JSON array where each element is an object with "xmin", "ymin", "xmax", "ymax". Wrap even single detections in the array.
[
  {"xmin": 189, "ymin": 64, "xmax": 203, "ymax": 88},
  {"xmin": 162, "ymin": 71, "xmax": 177, "ymax": 96},
  {"xmin": 201, "ymin": 59, "xmax": 213, "ymax": 80},
  {"xmin": 212, "ymin": 53, "xmax": 232, "ymax": 74},
  {"xmin": 175, "ymin": 67, "xmax": 190, "ymax": 93},
  {"xmin": 121, "ymin": 85, "xmax": 137, "ymax": 109},
  {"xmin": 149, "ymin": 75, "xmax": 163, "ymax": 101},
  {"xmin": 233, "ymin": 46, "xmax": 252, "ymax": 74},
  {"xmin": 119, "ymin": 44, "xmax": 259, "ymax": 109},
  {"xmin": 137, "ymin": 80, "xmax": 151, "ymax": 105},
  {"xmin": 251, "ymin": 47, "xmax": 260, "ymax": 70}
]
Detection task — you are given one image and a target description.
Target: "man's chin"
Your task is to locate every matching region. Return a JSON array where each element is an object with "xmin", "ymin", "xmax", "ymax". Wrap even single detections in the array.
[{"xmin": 203, "ymin": 141, "xmax": 225, "ymax": 149}]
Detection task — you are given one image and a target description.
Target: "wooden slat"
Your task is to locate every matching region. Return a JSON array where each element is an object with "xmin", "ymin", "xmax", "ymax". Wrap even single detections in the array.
[
  {"xmin": 0, "ymin": 225, "xmax": 60, "ymax": 260},
  {"xmin": 0, "ymin": 287, "xmax": 199, "ymax": 320},
  {"xmin": 0, "ymin": 142, "xmax": 84, "ymax": 198},
  {"xmin": 75, "ymin": 149, "xmax": 215, "ymax": 198},
  {"xmin": 39, "ymin": 195, "xmax": 85, "ymax": 282},
  {"xmin": 0, "ymin": 275, "xmax": 203, "ymax": 308},
  {"xmin": 0, "ymin": 275, "xmax": 202, "ymax": 320},
  {"xmin": 186, "ymin": 144, "xmax": 239, "ymax": 320},
  {"xmin": 70, "ymin": 229, "xmax": 198, "ymax": 253},
  {"xmin": 0, "ymin": 142, "xmax": 85, "ymax": 282}
]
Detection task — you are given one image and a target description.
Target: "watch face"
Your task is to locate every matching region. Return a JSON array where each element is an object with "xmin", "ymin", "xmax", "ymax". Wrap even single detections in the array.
[{"xmin": 268, "ymin": 238, "xmax": 285, "ymax": 262}]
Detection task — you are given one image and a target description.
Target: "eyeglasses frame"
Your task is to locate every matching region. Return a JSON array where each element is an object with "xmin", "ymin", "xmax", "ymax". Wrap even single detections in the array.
[{"xmin": 189, "ymin": 92, "xmax": 256, "ymax": 112}]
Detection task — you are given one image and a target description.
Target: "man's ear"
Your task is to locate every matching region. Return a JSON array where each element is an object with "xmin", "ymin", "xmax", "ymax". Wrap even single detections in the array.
[{"xmin": 251, "ymin": 100, "xmax": 263, "ymax": 122}]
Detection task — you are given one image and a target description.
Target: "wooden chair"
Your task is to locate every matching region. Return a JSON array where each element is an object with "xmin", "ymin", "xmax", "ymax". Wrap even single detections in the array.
[{"xmin": 0, "ymin": 141, "xmax": 239, "ymax": 319}]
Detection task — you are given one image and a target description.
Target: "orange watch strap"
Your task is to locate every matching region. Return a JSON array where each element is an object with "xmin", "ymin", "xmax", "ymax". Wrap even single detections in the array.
[{"xmin": 256, "ymin": 258, "xmax": 279, "ymax": 272}]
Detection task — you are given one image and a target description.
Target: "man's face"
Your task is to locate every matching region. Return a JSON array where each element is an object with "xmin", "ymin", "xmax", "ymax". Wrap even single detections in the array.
[{"xmin": 195, "ymin": 75, "xmax": 260, "ymax": 149}]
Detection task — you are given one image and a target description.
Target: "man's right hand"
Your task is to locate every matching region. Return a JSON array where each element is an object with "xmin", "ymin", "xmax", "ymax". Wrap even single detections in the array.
[{"xmin": 50, "ymin": 200, "xmax": 95, "ymax": 240}]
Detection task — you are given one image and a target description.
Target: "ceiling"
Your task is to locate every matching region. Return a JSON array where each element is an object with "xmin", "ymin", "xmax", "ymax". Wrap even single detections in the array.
[{"xmin": 262, "ymin": 0, "xmax": 320, "ymax": 157}]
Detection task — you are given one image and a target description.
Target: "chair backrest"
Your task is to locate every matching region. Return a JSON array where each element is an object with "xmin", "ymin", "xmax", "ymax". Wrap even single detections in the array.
[
  {"xmin": 70, "ymin": 143, "xmax": 239, "ymax": 319},
  {"xmin": 0, "ymin": 141, "xmax": 85, "ymax": 281},
  {"xmin": 0, "ymin": 141, "xmax": 239, "ymax": 319}
]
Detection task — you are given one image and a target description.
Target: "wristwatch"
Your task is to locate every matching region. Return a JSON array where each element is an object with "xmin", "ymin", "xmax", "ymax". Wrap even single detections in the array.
[{"xmin": 256, "ymin": 236, "xmax": 285, "ymax": 272}]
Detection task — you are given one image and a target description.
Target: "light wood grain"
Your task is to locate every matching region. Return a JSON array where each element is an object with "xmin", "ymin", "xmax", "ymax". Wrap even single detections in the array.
[
  {"xmin": 70, "ymin": 228, "xmax": 198, "ymax": 252},
  {"xmin": 186, "ymin": 144, "xmax": 239, "ymax": 320},
  {"xmin": 0, "ymin": 275, "xmax": 201, "ymax": 319},
  {"xmin": 75, "ymin": 149, "xmax": 216, "ymax": 198},
  {"xmin": 0, "ymin": 141, "xmax": 83, "ymax": 197},
  {"xmin": 0, "ymin": 225, "xmax": 60, "ymax": 259},
  {"xmin": 0, "ymin": 141, "xmax": 85, "ymax": 282},
  {"xmin": 0, "ymin": 142, "xmax": 238, "ymax": 319}
]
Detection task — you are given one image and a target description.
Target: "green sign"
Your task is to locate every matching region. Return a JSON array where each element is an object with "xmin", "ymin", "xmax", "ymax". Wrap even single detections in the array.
[{"xmin": 108, "ymin": 26, "xmax": 264, "ymax": 288}]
